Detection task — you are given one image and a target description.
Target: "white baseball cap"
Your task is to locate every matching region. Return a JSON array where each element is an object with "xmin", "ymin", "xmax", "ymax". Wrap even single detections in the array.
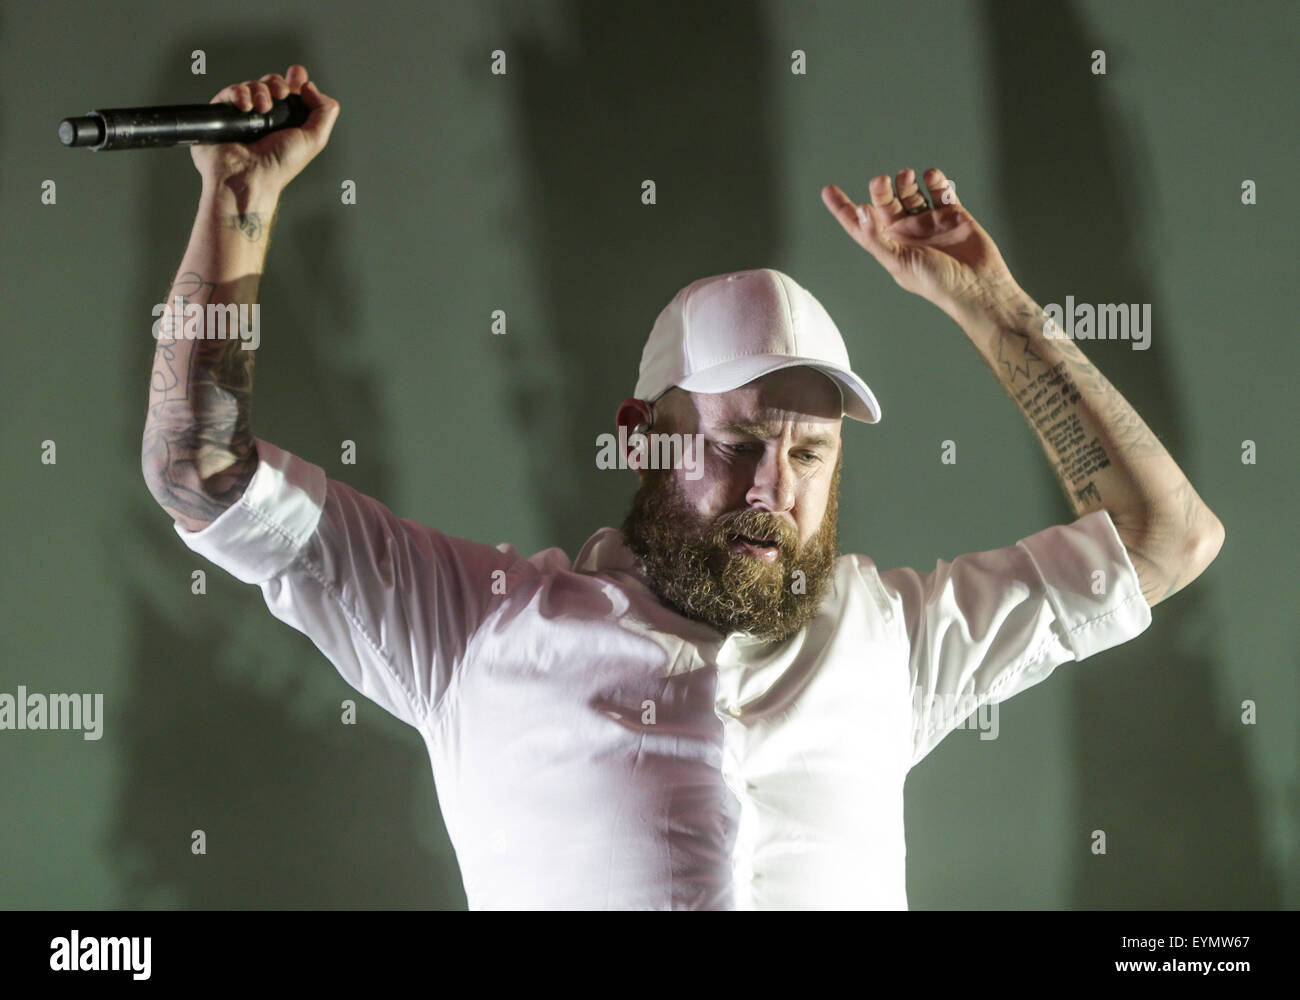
[{"xmin": 635, "ymin": 268, "xmax": 881, "ymax": 424}]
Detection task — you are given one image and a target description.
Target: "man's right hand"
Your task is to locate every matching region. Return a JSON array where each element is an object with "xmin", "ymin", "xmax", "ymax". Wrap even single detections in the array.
[{"xmin": 192, "ymin": 64, "xmax": 340, "ymax": 193}]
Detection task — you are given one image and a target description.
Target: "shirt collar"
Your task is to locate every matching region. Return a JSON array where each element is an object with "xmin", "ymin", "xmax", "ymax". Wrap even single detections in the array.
[{"xmin": 572, "ymin": 527, "xmax": 639, "ymax": 574}]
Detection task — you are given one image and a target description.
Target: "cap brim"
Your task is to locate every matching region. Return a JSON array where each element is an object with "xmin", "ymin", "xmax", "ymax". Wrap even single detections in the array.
[{"xmin": 673, "ymin": 355, "xmax": 881, "ymax": 423}]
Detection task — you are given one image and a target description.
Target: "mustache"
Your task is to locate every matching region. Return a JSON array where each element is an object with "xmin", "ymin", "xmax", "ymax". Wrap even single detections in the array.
[{"xmin": 712, "ymin": 508, "xmax": 797, "ymax": 550}]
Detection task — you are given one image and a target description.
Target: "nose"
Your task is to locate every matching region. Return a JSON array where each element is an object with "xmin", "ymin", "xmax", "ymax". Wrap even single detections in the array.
[{"xmin": 744, "ymin": 447, "xmax": 797, "ymax": 522}]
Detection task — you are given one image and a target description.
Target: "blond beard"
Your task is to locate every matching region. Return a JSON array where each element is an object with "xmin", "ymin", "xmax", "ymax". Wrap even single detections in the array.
[{"xmin": 620, "ymin": 454, "xmax": 840, "ymax": 643}]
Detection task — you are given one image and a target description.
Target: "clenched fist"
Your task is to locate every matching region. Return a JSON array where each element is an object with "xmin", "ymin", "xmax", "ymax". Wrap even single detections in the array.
[{"xmin": 192, "ymin": 63, "xmax": 340, "ymax": 195}]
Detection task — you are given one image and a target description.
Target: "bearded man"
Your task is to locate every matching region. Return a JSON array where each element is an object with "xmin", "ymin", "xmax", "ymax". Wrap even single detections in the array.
[{"xmin": 144, "ymin": 66, "xmax": 1223, "ymax": 910}]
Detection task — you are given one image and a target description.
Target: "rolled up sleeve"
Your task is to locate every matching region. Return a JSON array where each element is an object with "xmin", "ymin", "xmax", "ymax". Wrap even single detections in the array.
[
  {"xmin": 172, "ymin": 438, "xmax": 326, "ymax": 584},
  {"xmin": 172, "ymin": 438, "xmax": 522, "ymax": 730},
  {"xmin": 867, "ymin": 509, "xmax": 1152, "ymax": 767}
]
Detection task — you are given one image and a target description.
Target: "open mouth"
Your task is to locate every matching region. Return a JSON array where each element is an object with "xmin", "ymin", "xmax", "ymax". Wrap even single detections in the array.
[{"xmin": 728, "ymin": 532, "xmax": 781, "ymax": 562}]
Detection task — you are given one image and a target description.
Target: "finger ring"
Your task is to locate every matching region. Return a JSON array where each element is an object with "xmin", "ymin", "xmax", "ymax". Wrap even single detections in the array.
[{"xmin": 905, "ymin": 202, "xmax": 929, "ymax": 215}]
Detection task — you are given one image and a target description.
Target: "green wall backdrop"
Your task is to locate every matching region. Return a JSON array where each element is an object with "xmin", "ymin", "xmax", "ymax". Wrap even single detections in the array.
[{"xmin": 1, "ymin": 0, "xmax": 1294, "ymax": 909}]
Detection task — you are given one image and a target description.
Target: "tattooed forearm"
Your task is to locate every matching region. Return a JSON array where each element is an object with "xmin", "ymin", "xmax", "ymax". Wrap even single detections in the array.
[
  {"xmin": 141, "ymin": 422, "xmax": 258, "ymax": 523},
  {"xmin": 960, "ymin": 292, "xmax": 1224, "ymax": 606},
  {"xmin": 1015, "ymin": 303, "xmax": 1166, "ymax": 457},
  {"xmin": 975, "ymin": 299, "xmax": 1170, "ymax": 516},
  {"xmin": 1011, "ymin": 353, "xmax": 1113, "ymax": 499},
  {"xmin": 143, "ymin": 272, "xmax": 261, "ymax": 530},
  {"xmin": 150, "ymin": 271, "xmax": 218, "ymax": 400},
  {"xmin": 143, "ymin": 172, "xmax": 279, "ymax": 530}
]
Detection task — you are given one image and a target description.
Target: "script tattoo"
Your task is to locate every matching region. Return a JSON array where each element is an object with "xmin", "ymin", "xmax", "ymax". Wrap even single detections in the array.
[
  {"xmin": 1074, "ymin": 480, "xmax": 1102, "ymax": 507},
  {"xmin": 1015, "ymin": 302, "xmax": 1164, "ymax": 457},
  {"xmin": 144, "ymin": 272, "xmax": 260, "ymax": 525},
  {"xmin": 1011, "ymin": 351, "xmax": 1112, "ymax": 498},
  {"xmin": 150, "ymin": 271, "xmax": 217, "ymax": 401},
  {"xmin": 998, "ymin": 302, "xmax": 1168, "ymax": 513}
]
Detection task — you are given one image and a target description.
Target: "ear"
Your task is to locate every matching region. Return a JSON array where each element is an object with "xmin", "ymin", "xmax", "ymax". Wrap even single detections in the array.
[
  {"xmin": 615, "ymin": 397, "xmax": 652, "ymax": 432},
  {"xmin": 615, "ymin": 398, "xmax": 653, "ymax": 481}
]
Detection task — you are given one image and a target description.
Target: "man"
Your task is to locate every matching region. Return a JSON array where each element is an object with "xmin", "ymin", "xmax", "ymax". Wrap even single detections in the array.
[{"xmin": 143, "ymin": 66, "xmax": 1224, "ymax": 909}]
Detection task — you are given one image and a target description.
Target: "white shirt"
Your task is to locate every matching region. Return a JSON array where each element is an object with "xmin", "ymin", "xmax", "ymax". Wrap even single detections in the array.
[{"xmin": 174, "ymin": 439, "xmax": 1152, "ymax": 909}]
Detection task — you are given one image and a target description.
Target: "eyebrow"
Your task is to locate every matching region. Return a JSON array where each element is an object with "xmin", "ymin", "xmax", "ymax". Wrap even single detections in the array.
[{"xmin": 718, "ymin": 420, "xmax": 837, "ymax": 450}]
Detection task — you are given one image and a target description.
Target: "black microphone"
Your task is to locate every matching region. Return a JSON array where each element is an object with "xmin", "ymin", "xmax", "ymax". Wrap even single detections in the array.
[{"xmin": 58, "ymin": 92, "xmax": 310, "ymax": 151}]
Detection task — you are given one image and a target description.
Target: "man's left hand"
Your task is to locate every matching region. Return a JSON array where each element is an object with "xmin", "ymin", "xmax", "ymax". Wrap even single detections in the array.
[{"xmin": 821, "ymin": 168, "xmax": 1022, "ymax": 322}]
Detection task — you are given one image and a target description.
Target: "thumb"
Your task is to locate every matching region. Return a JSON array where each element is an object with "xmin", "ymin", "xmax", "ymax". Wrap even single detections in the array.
[{"xmin": 298, "ymin": 80, "xmax": 341, "ymax": 144}]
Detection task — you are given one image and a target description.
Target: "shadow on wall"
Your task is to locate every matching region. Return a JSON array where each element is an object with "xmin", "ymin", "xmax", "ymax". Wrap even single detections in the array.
[
  {"xmin": 501, "ymin": 0, "xmax": 783, "ymax": 558},
  {"xmin": 982, "ymin": 0, "xmax": 1274, "ymax": 906},
  {"xmin": 111, "ymin": 39, "xmax": 463, "ymax": 908}
]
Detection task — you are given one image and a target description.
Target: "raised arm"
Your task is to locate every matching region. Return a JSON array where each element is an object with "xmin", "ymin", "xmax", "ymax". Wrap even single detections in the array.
[
  {"xmin": 821, "ymin": 167, "xmax": 1224, "ymax": 608},
  {"xmin": 141, "ymin": 64, "xmax": 340, "ymax": 532},
  {"xmin": 950, "ymin": 292, "xmax": 1223, "ymax": 607}
]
